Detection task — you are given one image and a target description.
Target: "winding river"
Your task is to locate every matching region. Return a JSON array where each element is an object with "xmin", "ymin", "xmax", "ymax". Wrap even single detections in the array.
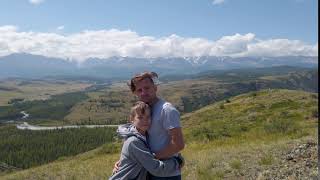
[{"xmin": 16, "ymin": 111, "xmax": 118, "ymax": 131}]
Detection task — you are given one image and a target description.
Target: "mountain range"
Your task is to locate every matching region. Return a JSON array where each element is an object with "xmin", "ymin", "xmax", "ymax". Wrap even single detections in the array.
[{"xmin": 0, "ymin": 53, "xmax": 317, "ymax": 79}]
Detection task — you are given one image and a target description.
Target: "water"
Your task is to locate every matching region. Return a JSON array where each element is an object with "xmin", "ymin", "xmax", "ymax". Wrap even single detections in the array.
[{"xmin": 15, "ymin": 111, "xmax": 118, "ymax": 130}]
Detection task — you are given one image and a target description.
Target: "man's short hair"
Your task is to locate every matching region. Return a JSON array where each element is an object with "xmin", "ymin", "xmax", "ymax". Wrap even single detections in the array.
[{"xmin": 128, "ymin": 71, "xmax": 158, "ymax": 92}]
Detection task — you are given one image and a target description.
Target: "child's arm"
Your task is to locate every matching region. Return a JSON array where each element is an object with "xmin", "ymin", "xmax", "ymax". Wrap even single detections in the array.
[{"xmin": 128, "ymin": 137, "xmax": 180, "ymax": 177}]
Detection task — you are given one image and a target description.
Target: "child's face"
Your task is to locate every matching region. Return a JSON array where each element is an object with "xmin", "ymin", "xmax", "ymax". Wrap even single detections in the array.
[{"xmin": 132, "ymin": 111, "xmax": 151, "ymax": 133}]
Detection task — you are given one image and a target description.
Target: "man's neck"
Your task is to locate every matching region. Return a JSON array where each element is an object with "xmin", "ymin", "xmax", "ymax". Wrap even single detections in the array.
[{"xmin": 148, "ymin": 97, "xmax": 159, "ymax": 107}]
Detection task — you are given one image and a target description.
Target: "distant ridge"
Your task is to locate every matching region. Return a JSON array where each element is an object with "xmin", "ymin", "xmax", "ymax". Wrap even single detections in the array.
[{"xmin": 0, "ymin": 53, "xmax": 317, "ymax": 79}]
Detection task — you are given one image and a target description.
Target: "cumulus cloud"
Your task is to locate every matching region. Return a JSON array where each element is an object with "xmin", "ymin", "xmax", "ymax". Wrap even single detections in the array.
[
  {"xmin": 246, "ymin": 39, "xmax": 317, "ymax": 57},
  {"xmin": 212, "ymin": 0, "xmax": 226, "ymax": 5},
  {"xmin": 0, "ymin": 25, "xmax": 317, "ymax": 62},
  {"xmin": 209, "ymin": 33, "xmax": 256, "ymax": 56},
  {"xmin": 29, "ymin": 0, "xmax": 45, "ymax": 5}
]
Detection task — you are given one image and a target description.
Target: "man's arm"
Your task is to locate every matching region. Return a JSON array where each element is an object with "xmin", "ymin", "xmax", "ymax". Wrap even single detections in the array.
[{"xmin": 155, "ymin": 127, "xmax": 184, "ymax": 159}]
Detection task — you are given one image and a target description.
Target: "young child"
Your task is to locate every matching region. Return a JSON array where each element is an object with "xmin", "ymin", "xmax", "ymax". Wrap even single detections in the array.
[{"xmin": 109, "ymin": 101, "xmax": 182, "ymax": 180}]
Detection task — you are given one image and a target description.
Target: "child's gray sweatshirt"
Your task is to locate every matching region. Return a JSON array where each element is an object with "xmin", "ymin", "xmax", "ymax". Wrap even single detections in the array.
[{"xmin": 109, "ymin": 124, "xmax": 179, "ymax": 180}]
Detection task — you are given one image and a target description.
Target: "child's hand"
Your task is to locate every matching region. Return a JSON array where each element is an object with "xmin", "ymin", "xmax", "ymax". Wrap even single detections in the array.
[{"xmin": 112, "ymin": 160, "xmax": 120, "ymax": 174}]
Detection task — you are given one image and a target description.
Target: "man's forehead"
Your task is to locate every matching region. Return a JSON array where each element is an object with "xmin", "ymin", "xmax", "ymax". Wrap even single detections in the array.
[{"xmin": 135, "ymin": 78, "xmax": 154, "ymax": 86}]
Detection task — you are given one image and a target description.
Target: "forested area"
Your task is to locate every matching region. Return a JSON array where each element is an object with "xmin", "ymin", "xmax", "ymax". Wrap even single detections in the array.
[
  {"xmin": 0, "ymin": 126, "xmax": 116, "ymax": 169},
  {"xmin": 0, "ymin": 91, "xmax": 88, "ymax": 121}
]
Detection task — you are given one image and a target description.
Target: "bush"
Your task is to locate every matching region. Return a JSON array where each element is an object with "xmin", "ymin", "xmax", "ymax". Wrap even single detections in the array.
[
  {"xmin": 259, "ymin": 154, "xmax": 273, "ymax": 166},
  {"xmin": 263, "ymin": 119, "xmax": 298, "ymax": 134},
  {"xmin": 250, "ymin": 92, "xmax": 257, "ymax": 97},
  {"xmin": 229, "ymin": 159, "xmax": 242, "ymax": 170}
]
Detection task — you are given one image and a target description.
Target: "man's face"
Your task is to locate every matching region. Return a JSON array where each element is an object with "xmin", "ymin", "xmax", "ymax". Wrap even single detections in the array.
[{"xmin": 133, "ymin": 78, "xmax": 157, "ymax": 104}]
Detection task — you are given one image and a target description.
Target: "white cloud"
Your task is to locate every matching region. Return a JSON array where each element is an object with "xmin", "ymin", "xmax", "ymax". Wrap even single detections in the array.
[
  {"xmin": 29, "ymin": 0, "xmax": 45, "ymax": 5},
  {"xmin": 56, "ymin": 26, "xmax": 65, "ymax": 31},
  {"xmin": 246, "ymin": 39, "xmax": 317, "ymax": 57},
  {"xmin": 0, "ymin": 25, "xmax": 18, "ymax": 32},
  {"xmin": 212, "ymin": 0, "xmax": 225, "ymax": 5},
  {"xmin": 0, "ymin": 25, "xmax": 317, "ymax": 61},
  {"xmin": 209, "ymin": 33, "xmax": 256, "ymax": 56}
]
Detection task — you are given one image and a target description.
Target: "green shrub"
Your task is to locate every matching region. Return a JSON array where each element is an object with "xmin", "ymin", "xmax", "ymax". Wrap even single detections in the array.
[
  {"xmin": 250, "ymin": 92, "xmax": 257, "ymax": 97},
  {"xmin": 259, "ymin": 154, "xmax": 273, "ymax": 166},
  {"xmin": 229, "ymin": 159, "xmax": 242, "ymax": 170}
]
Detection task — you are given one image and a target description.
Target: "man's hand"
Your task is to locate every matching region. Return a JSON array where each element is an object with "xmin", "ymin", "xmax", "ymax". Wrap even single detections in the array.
[
  {"xmin": 174, "ymin": 153, "xmax": 185, "ymax": 169},
  {"xmin": 177, "ymin": 153, "xmax": 185, "ymax": 169},
  {"xmin": 112, "ymin": 160, "xmax": 120, "ymax": 174}
]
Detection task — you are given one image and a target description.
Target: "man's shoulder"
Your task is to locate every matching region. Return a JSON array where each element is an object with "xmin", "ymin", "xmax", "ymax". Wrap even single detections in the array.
[
  {"xmin": 154, "ymin": 99, "xmax": 175, "ymax": 110},
  {"xmin": 162, "ymin": 101, "xmax": 178, "ymax": 113},
  {"xmin": 156, "ymin": 99, "xmax": 175, "ymax": 109}
]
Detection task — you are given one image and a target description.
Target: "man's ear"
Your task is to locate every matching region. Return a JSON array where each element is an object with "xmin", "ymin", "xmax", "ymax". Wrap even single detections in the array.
[{"xmin": 132, "ymin": 91, "xmax": 138, "ymax": 96}]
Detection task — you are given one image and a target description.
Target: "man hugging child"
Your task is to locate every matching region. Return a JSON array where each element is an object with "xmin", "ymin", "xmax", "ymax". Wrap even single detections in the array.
[{"xmin": 109, "ymin": 101, "xmax": 183, "ymax": 180}]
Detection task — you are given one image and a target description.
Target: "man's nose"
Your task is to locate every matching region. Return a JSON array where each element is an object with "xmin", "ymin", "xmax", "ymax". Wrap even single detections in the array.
[{"xmin": 141, "ymin": 89, "xmax": 147, "ymax": 95}]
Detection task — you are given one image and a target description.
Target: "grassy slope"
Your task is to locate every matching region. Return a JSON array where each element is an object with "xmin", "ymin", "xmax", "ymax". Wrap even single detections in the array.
[
  {"xmin": 181, "ymin": 89, "xmax": 318, "ymax": 179},
  {"xmin": 1, "ymin": 89, "xmax": 318, "ymax": 179}
]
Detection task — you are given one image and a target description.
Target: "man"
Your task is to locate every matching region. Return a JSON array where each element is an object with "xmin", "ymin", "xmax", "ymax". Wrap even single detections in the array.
[{"xmin": 114, "ymin": 71, "xmax": 185, "ymax": 180}]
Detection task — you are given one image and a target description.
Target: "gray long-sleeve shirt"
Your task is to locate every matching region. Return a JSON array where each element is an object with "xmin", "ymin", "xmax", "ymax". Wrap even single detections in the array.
[{"xmin": 109, "ymin": 124, "xmax": 179, "ymax": 180}]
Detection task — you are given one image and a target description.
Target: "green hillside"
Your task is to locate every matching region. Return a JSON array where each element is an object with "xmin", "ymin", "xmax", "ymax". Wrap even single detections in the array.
[
  {"xmin": 181, "ymin": 89, "xmax": 318, "ymax": 179},
  {"xmin": 182, "ymin": 89, "xmax": 317, "ymax": 142},
  {"xmin": 1, "ymin": 89, "xmax": 317, "ymax": 179}
]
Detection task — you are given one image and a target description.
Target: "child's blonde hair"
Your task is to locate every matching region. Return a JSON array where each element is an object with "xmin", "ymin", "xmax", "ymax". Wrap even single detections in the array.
[{"xmin": 129, "ymin": 101, "xmax": 151, "ymax": 122}]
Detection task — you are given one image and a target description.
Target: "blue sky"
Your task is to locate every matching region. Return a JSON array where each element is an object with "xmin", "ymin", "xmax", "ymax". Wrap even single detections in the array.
[{"xmin": 0, "ymin": 0, "xmax": 318, "ymax": 60}]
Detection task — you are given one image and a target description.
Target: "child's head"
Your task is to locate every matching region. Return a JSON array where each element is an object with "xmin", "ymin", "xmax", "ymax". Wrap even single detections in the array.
[{"xmin": 129, "ymin": 101, "xmax": 151, "ymax": 133}]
